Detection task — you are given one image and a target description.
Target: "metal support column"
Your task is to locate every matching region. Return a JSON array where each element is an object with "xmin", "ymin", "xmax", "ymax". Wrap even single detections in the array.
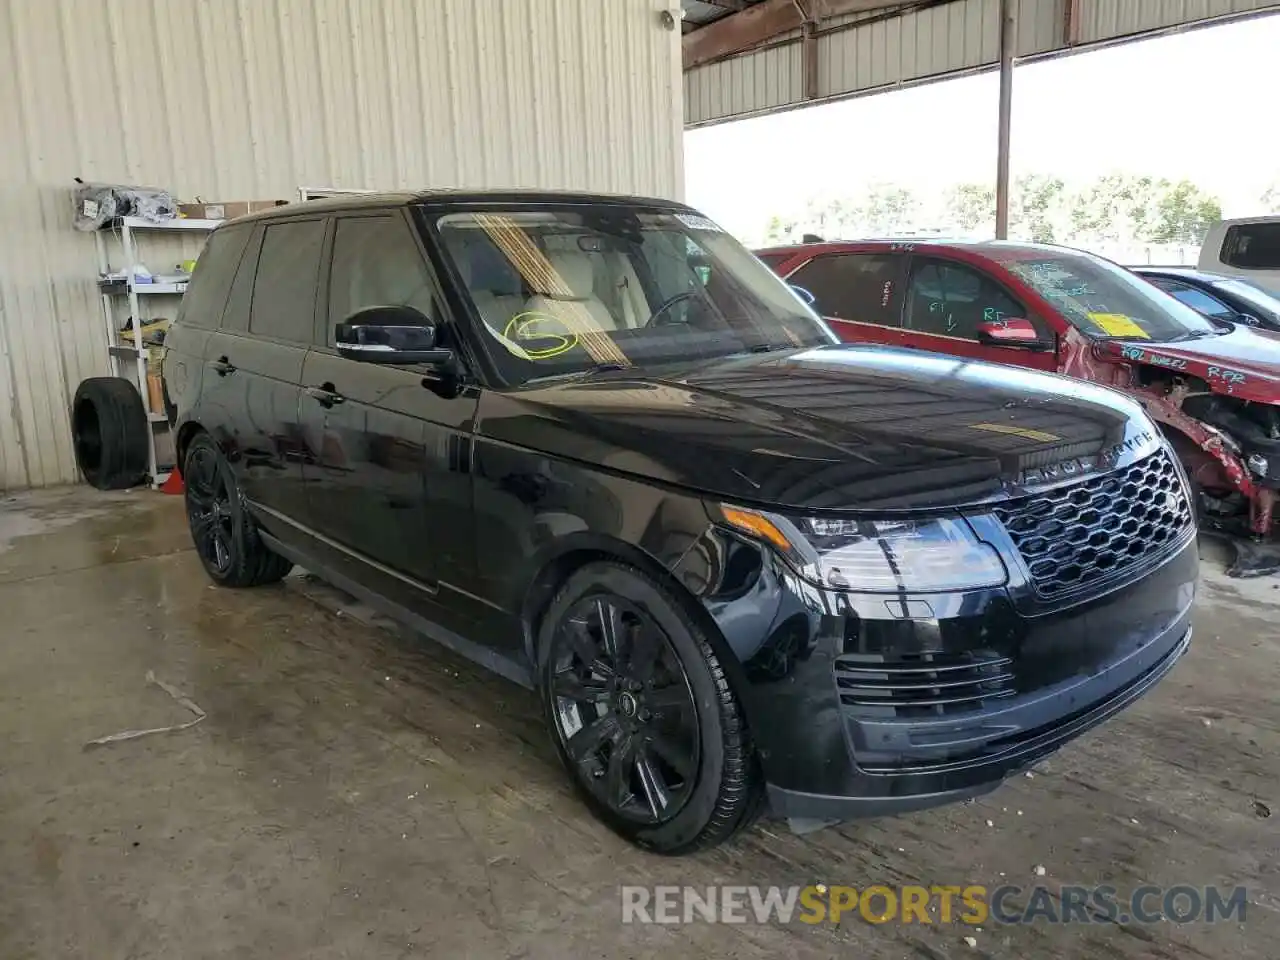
[
  {"xmin": 121, "ymin": 220, "xmax": 160, "ymax": 485},
  {"xmin": 995, "ymin": 0, "xmax": 1017, "ymax": 239}
]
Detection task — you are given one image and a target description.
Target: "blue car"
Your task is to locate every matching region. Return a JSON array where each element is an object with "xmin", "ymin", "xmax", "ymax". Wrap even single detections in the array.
[{"xmin": 1132, "ymin": 266, "xmax": 1280, "ymax": 332}]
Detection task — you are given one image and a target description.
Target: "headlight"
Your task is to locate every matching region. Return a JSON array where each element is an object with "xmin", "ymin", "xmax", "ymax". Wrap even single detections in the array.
[{"xmin": 720, "ymin": 507, "xmax": 1007, "ymax": 593}]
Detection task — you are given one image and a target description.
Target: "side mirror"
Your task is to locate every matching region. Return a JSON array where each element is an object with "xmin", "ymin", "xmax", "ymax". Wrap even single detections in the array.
[
  {"xmin": 976, "ymin": 317, "xmax": 1053, "ymax": 351},
  {"xmin": 789, "ymin": 284, "xmax": 816, "ymax": 306},
  {"xmin": 335, "ymin": 305, "xmax": 453, "ymax": 365}
]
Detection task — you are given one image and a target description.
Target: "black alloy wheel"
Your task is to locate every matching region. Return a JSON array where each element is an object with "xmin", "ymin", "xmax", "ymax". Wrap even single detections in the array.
[
  {"xmin": 183, "ymin": 432, "xmax": 292, "ymax": 588},
  {"xmin": 549, "ymin": 595, "xmax": 701, "ymax": 825},
  {"xmin": 539, "ymin": 562, "xmax": 762, "ymax": 854},
  {"xmin": 185, "ymin": 440, "xmax": 236, "ymax": 577}
]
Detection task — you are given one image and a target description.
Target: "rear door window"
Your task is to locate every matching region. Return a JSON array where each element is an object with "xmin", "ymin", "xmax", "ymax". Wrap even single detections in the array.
[
  {"xmin": 1221, "ymin": 222, "xmax": 1280, "ymax": 270},
  {"xmin": 785, "ymin": 253, "xmax": 903, "ymax": 326},
  {"xmin": 905, "ymin": 258, "xmax": 1032, "ymax": 340},
  {"xmin": 249, "ymin": 219, "xmax": 327, "ymax": 344},
  {"xmin": 178, "ymin": 224, "xmax": 251, "ymax": 329}
]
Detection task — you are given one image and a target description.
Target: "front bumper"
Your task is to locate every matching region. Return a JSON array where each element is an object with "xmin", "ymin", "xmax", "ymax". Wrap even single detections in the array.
[
  {"xmin": 677, "ymin": 526, "xmax": 1198, "ymax": 823},
  {"xmin": 768, "ymin": 622, "xmax": 1190, "ymax": 821}
]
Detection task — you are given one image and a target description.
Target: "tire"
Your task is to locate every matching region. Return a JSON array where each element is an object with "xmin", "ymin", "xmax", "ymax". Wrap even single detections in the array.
[
  {"xmin": 183, "ymin": 431, "xmax": 293, "ymax": 587},
  {"xmin": 71, "ymin": 377, "xmax": 148, "ymax": 489},
  {"xmin": 538, "ymin": 561, "xmax": 761, "ymax": 854}
]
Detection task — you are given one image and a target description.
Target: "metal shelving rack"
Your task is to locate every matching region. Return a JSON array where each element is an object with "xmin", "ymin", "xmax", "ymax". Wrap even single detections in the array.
[{"xmin": 94, "ymin": 215, "xmax": 220, "ymax": 487}]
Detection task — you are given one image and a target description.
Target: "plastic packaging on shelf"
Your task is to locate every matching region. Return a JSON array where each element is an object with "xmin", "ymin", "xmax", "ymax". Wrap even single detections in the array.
[{"xmin": 73, "ymin": 181, "xmax": 178, "ymax": 231}]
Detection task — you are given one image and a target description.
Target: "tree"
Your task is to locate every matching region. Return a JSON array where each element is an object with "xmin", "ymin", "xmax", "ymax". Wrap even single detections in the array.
[
  {"xmin": 1010, "ymin": 174, "xmax": 1065, "ymax": 243},
  {"xmin": 944, "ymin": 183, "xmax": 995, "ymax": 235},
  {"xmin": 1067, "ymin": 174, "xmax": 1221, "ymax": 246},
  {"xmin": 848, "ymin": 184, "xmax": 919, "ymax": 236},
  {"xmin": 770, "ymin": 185, "xmax": 922, "ymax": 241},
  {"xmin": 1262, "ymin": 182, "xmax": 1280, "ymax": 214},
  {"xmin": 1068, "ymin": 173, "xmax": 1151, "ymax": 244},
  {"xmin": 802, "ymin": 194, "xmax": 856, "ymax": 237},
  {"xmin": 762, "ymin": 214, "xmax": 797, "ymax": 244},
  {"xmin": 763, "ymin": 172, "xmax": 1222, "ymax": 250},
  {"xmin": 1145, "ymin": 179, "xmax": 1221, "ymax": 244}
]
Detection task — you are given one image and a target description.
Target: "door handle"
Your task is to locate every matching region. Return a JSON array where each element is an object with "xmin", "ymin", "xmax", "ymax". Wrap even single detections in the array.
[
  {"xmin": 305, "ymin": 383, "xmax": 346, "ymax": 408},
  {"xmin": 210, "ymin": 356, "xmax": 236, "ymax": 376}
]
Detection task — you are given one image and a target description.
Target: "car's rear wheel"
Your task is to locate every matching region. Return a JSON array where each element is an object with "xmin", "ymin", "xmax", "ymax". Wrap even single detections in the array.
[
  {"xmin": 539, "ymin": 561, "xmax": 761, "ymax": 854},
  {"xmin": 183, "ymin": 432, "xmax": 292, "ymax": 587}
]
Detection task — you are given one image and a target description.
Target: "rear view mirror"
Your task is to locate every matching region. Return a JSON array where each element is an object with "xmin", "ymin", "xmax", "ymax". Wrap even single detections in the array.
[
  {"xmin": 976, "ymin": 317, "xmax": 1053, "ymax": 351},
  {"xmin": 335, "ymin": 305, "xmax": 453, "ymax": 365}
]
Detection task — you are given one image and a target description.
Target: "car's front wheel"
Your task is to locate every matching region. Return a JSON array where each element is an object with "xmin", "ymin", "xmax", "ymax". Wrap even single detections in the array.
[
  {"xmin": 183, "ymin": 432, "xmax": 293, "ymax": 587},
  {"xmin": 538, "ymin": 561, "xmax": 761, "ymax": 854}
]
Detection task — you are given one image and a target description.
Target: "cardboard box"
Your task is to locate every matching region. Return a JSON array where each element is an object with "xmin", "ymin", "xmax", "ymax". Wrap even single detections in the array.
[{"xmin": 178, "ymin": 200, "xmax": 288, "ymax": 221}]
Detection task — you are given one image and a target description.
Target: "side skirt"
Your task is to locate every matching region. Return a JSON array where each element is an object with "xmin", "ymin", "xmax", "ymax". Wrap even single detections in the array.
[{"xmin": 257, "ymin": 529, "xmax": 535, "ymax": 689}]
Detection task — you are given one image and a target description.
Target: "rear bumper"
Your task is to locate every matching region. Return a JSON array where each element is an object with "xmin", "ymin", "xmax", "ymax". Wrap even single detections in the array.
[{"xmin": 678, "ymin": 524, "xmax": 1198, "ymax": 824}]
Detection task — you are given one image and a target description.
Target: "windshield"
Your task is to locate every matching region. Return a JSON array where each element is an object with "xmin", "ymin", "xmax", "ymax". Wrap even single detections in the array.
[
  {"xmin": 1214, "ymin": 278, "xmax": 1280, "ymax": 321},
  {"xmin": 996, "ymin": 251, "xmax": 1220, "ymax": 343},
  {"xmin": 434, "ymin": 208, "xmax": 834, "ymax": 384}
]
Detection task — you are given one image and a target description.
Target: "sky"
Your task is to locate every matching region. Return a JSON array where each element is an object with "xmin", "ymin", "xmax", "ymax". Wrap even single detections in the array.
[{"xmin": 684, "ymin": 16, "xmax": 1280, "ymax": 244}]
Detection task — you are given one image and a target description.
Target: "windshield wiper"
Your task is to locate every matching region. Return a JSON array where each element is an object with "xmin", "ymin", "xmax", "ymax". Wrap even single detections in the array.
[
  {"xmin": 747, "ymin": 342, "xmax": 795, "ymax": 353},
  {"xmin": 522, "ymin": 362, "xmax": 630, "ymax": 385}
]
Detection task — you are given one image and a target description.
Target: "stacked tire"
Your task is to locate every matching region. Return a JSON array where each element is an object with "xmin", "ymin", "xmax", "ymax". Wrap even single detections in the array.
[{"xmin": 71, "ymin": 377, "xmax": 149, "ymax": 490}]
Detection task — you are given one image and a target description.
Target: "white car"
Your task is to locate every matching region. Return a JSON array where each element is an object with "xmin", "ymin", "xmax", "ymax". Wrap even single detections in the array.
[{"xmin": 1199, "ymin": 216, "xmax": 1280, "ymax": 294}]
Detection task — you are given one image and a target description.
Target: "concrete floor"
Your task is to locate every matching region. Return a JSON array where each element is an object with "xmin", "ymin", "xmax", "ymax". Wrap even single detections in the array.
[{"xmin": 0, "ymin": 486, "xmax": 1276, "ymax": 960}]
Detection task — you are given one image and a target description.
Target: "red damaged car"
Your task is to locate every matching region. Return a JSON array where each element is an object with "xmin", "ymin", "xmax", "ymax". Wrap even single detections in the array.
[{"xmin": 758, "ymin": 239, "xmax": 1280, "ymax": 575}]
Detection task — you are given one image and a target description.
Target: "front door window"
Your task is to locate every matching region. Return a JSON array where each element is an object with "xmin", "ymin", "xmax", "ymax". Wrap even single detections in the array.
[{"xmin": 906, "ymin": 258, "xmax": 1037, "ymax": 341}]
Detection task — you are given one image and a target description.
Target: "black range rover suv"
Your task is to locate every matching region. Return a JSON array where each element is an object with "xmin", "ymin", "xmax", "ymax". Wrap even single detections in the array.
[{"xmin": 163, "ymin": 191, "xmax": 1197, "ymax": 854}]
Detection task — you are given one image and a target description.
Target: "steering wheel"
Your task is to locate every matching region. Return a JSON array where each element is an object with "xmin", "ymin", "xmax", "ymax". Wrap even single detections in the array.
[{"xmin": 644, "ymin": 290, "xmax": 703, "ymax": 328}]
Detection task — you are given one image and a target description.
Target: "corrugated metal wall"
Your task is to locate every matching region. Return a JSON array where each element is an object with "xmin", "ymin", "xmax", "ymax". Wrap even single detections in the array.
[
  {"xmin": 1078, "ymin": 0, "xmax": 1272, "ymax": 41},
  {"xmin": 0, "ymin": 0, "xmax": 684, "ymax": 490},
  {"xmin": 685, "ymin": 0, "xmax": 1280, "ymax": 125}
]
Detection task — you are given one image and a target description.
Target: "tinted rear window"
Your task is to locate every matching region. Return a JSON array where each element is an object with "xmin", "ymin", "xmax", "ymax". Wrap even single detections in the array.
[
  {"xmin": 178, "ymin": 225, "xmax": 251, "ymax": 329},
  {"xmin": 249, "ymin": 219, "xmax": 326, "ymax": 344},
  {"xmin": 1221, "ymin": 222, "xmax": 1280, "ymax": 270},
  {"xmin": 786, "ymin": 253, "xmax": 902, "ymax": 325}
]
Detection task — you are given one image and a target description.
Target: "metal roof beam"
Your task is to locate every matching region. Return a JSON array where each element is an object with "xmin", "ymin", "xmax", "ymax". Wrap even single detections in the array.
[{"xmin": 683, "ymin": 0, "xmax": 908, "ymax": 69}]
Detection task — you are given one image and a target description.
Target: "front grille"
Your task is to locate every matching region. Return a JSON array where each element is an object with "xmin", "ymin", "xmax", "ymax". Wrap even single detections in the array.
[
  {"xmin": 834, "ymin": 650, "xmax": 1016, "ymax": 719},
  {"xmin": 992, "ymin": 448, "xmax": 1193, "ymax": 597}
]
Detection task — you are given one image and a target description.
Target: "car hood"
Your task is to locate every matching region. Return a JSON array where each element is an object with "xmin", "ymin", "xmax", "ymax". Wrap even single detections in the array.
[
  {"xmin": 1097, "ymin": 324, "xmax": 1280, "ymax": 403},
  {"xmin": 477, "ymin": 345, "xmax": 1158, "ymax": 513}
]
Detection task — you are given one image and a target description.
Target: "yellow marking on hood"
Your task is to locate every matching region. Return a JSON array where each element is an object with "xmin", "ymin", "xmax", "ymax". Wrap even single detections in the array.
[{"xmin": 967, "ymin": 422, "xmax": 1062, "ymax": 443}]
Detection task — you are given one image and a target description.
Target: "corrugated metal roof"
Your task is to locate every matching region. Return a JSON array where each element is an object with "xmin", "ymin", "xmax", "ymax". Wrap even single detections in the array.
[
  {"xmin": 0, "ymin": 0, "xmax": 683, "ymax": 490},
  {"xmin": 685, "ymin": 0, "xmax": 1280, "ymax": 125},
  {"xmin": 682, "ymin": 0, "xmax": 768, "ymax": 32},
  {"xmin": 1079, "ymin": 0, "xmax": 1272, "ymax": 42}
]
